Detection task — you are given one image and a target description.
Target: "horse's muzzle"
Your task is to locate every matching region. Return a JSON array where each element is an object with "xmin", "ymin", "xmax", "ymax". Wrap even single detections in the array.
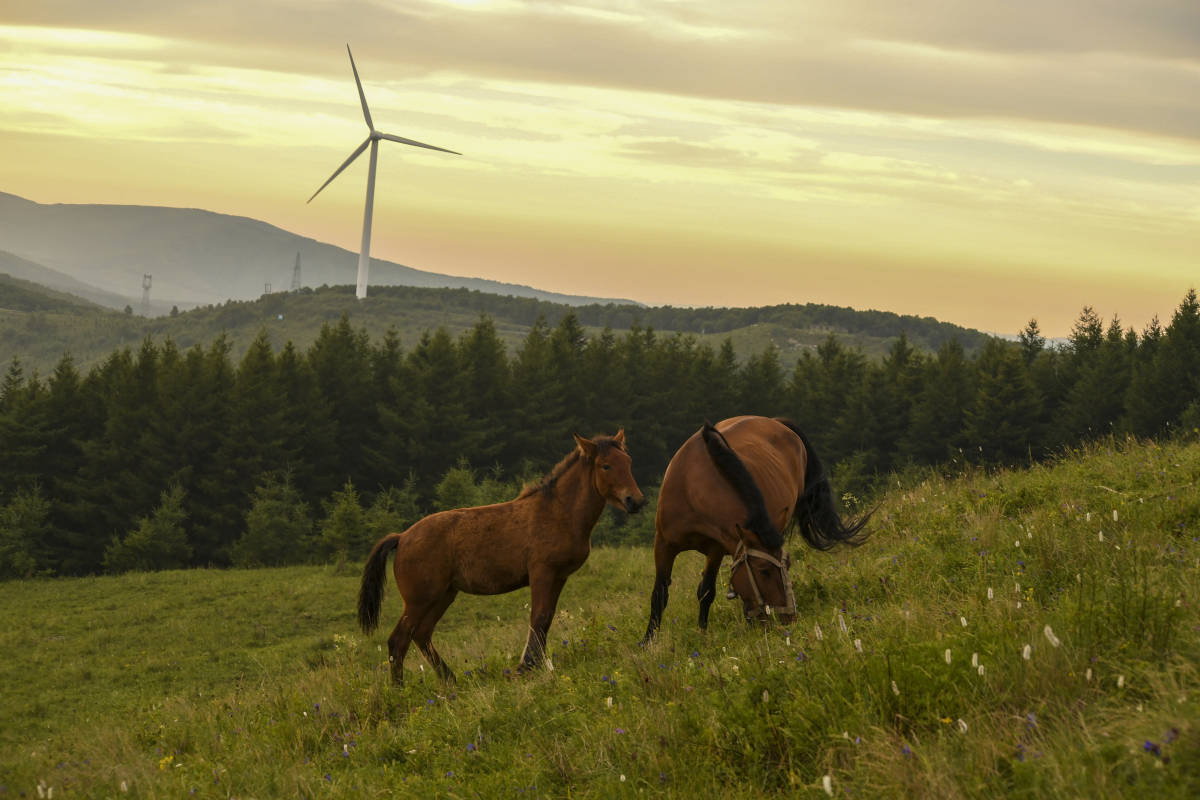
[{"xmin": 624, "ymin": 496, "xmax": 645, "ymax": 513}]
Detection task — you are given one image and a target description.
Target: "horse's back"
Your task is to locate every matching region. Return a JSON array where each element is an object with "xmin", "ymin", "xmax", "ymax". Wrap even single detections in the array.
[{"xmin": 657, "ymin": 416, "xmax": 805, "ymax": 545}]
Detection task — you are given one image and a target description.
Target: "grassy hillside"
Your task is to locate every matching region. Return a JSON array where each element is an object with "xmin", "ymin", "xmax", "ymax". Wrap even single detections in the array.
[
  {"xmin": 2, "ymin": 436, "xmax": 1197, "ymax": 797},
  {"xmin": 1, "ymin": 283, "xmax": 985, "ymax": 375}
]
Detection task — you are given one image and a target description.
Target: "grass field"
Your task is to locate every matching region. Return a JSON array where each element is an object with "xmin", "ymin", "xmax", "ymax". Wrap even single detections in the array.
[{"xmin": 2, "ymin": 436, "xmax": 1198, "ymax": 798}]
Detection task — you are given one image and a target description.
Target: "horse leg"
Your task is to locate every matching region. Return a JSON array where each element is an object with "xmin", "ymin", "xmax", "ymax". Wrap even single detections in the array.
[
  {"xmin": 641, "ymin": 537, "xmax": 679, "ymax": 643},
  {"xmin": 413, "ymin": 589, "xmax": 460, "ymax": 684},
  {"xmin": 696, "ymin": 546, "xmax": 725, "ymax": 631},
  {"xmin": 387, "ymin": 600, "xmax": 434, "ymax": 687},
  {"xmin": 521, "ymin": 571, "xmax": 568, "ymax": 669}
]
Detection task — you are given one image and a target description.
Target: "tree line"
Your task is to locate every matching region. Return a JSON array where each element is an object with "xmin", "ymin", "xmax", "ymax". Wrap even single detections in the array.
[{"xmin": 1, "ymin": 289, "xmax": 1197, "ymax": 579}]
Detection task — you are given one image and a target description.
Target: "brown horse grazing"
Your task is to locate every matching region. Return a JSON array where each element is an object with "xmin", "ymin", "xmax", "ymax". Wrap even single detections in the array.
[
  {"xmin": 642, "ymin": 416, "xmax": 869, "ymax": 641},
  {"xmin": 359, "ymin": 430, "xmax": 644, "ymax": 685}
]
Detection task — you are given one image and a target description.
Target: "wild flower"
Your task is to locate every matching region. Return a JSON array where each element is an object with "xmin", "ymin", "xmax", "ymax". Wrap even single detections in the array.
[
  {"xmin": 854, "ymin": 639, "xmax": 863, "ymax": 653},
  {"xmin": 1113, "ymin": 510, "xmax": 1119, "ymax": 521},
  {"xmin": 1118, "ymin": 675, "xmax": 1125, "ymax": 688},
  {"xmin": 823, "ymin": 775, "xmax": 834, "ymax": 796},
  {"xmin": 762, "ymin": 690, "xmax": 769, "ymax": 702},
  {"xmin": 606, "ymin": 697, "xmax": 612, "ymax": 708},
  {"xmin": 978, "ymin": 665, "xmax": 985, "ymax": 676},
  {"xmin": 1043, "ymin": 625, "xmax": 1061, "ymax": 648},
  {"xmin": 892, "ymin": 681, "xmax": 900, "ymax": 696},
  {"xmin": 839, "ymin": 615, "xmax": 847, "ymax": 633},
  {"xmin": 960, "ymin": 617, "xmax": 968, "ymax": 627},
  {"xmin": 972, "ymin": 653, "xmax": 978, "ymax": 667},
  {"xmin": 1023, "ymin": 644, "xmax": 1032, "ymax": 660},
  {"xmin": 1015, "ymin": 582, "xmax": 1021, "ymax": 593},
  {"xmin": 815, "ymin": 622, "xmax": 823, "ymax": 641},
  {"xmin": 957, "ymin": 719, "xmax": 968, "ymax": 734},
  {"xmin": 1099, "ymin": 531, "xmax": 1105, "ymax": 542},
  {"xmin": 901, "ymin": 744, "xmax": 912, "ymax": 758},
  {"xmin": 467, "ymin": 743, "xmax": 476, "ymax": 751},
  {"xmin": 945, "ymin": 649, "xmax": 952, "ymax": 665},
  {"xmin": 120, "ymin": 782, "xmax": 128, "ymax": 793},
  {"xmin": 988, "ymin": 588, "xmax": 994, "ymax": 600},
  {"xmin": 616, "ymin": 728, "xmax": 627, "ymax": 734},
  {"xmin": 1086, "ymin": 668, "xmax": 1092, "ymax": 681},
  {"xmin": 342, "ymin": 744, "xmax": 349, "ymax": 757},
  {"xmin": 620, "ymin": 775, "xmax": 626, "ymax": 782}
]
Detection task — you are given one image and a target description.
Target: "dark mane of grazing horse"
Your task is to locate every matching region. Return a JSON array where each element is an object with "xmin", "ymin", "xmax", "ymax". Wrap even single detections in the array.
[
  {"xmin": 519, "ymin": 435, "xmax": 625, "ymax": 499},
  {"xmin": 700, "ymin": 421, "xmax": 784, "ymax": 549}
]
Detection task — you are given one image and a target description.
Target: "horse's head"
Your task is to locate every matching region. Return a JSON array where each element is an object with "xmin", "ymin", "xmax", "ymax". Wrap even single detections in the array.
[
  {"xmin": 726, "ymin": 525, "xmax": 797, "ymax": 624},
  {"xmin": 574, "ymin": 429, "xmax": 645, "ymax": 514}
]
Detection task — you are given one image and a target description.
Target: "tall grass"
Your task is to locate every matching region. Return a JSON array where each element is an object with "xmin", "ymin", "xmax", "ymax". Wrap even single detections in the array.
[{"xmin": 1, "ymin": 436, "xmax": 1197, "ymax": 797}]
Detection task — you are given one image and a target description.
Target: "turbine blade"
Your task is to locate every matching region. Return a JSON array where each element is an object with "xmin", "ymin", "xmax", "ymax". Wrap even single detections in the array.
[
  {"xmin": 307, "ymin": 137, "xmax": 372, "ymax": 203},
  {"xmin": 376, "ymin": 131, "xmax": 462, "ymax": 156},
  {"xmin": 347, "ymin": 45, "xmax": 374, "ymax": 131}
]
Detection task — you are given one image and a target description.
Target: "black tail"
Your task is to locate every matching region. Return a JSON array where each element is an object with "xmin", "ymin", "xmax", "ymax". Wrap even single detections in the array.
[
  {"xmin": 358, "ymin": 533, "xmax": 401, "ymax": 635},
  {"xmin": 700, "ymin": 421, "xmax": 784, "ymax": 549},
  {"xmin": 774, "ymin": 418, "xmax": 871, "ymax": 550}
]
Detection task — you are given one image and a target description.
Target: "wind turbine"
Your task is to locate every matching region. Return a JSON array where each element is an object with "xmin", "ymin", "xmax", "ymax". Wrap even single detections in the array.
[{"xmin": 308, "ymin": 46, "xmax": 461, "ymax": 300}]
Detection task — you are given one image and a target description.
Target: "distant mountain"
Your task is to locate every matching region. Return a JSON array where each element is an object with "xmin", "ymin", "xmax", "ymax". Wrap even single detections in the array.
[
  {"xmin": 0, "ymin": 249, "xmax": 176, "ymax": 314},
  {"xmin": 0, "ymin": 192, "xmax": 638, "ymax": 310}
]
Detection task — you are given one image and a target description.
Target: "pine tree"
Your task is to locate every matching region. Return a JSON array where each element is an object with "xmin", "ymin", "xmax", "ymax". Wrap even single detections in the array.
[
  {"xmin": 740, "ymin": 345, "xmax": 786, "ymax": 418},
  {"xmin": 0, "ymin": 485, "xmax": 52, "ymax": 579},
  {"xmin": 963, "ymin": 339, "xmax": 1042, "ymax": 463},
  {"xmin": 1126, "ymin": 290, "xmax": 1200, "ymax": 435},
  {"xmin": 900, "ymin": 337, "xmax": 972, "ymax": 464},
  {"xmin": 231, "ymin": 473, "xmax": 313, "ymax": 567},
  {"xmin": 102, "ymin": 484, "xmax": 191, "ymax": 573},
  {"xmin": 319, "ymin": 479, "xmax": 368, "ymax": 569}
]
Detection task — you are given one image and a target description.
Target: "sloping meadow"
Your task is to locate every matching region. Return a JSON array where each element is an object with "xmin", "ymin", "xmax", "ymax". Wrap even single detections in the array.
[{"xmin": 3, "ymin": 437, "xmax": 1198, "ymax": 797}]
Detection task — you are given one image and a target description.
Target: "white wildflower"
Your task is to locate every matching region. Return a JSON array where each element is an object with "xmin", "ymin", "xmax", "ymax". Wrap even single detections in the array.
[
  {"xmin": 1015, "ymin": 582, "xmax": 1021, "ymax": 593},
  {"xmin": 823, "ymin": 775, "xmax": 834, "ymax": 796},
  {"xmin": 786, "ymin": 637, "xmax": 790, "ymax": 646},
  {"xmin": 815, "ymin": 622, "xmax": 823, "ymax": 641},
  {"xmin": 120, "ymin": 782, "xmax": 128, "ymax": 794},
  {"xmin": 839, "ymin": 614, "xmax": 848, "ymax": 634},
  {"xmin": 762, "ymin": 690, "xmax": 769, "ymax": 702},
  {"xmin": 1099, "ymin": 531, "xmax": 1105, "ymax": 542},
  {"xmin": 1017, "ymin": 602, "xmax": 1022, "ymax": 609},
  {"xmin": 1118, "ymin": 675, "xmax": 1125, "ymax": 688},
  {"xmin": 854, "ymin": 638, "xmax": 864, "ymax": 652},
  {"xmin": 957, "ymin": 719, "xmax": 968, "ymax": 734},
  {"xmin": 960, "ymin": 617, "xmax": 968, "ymax": 627},
  {"xmin": 1043, "ymin": 625, "xmax": 1061, "ymax": 648},
  {"xmin": 1022, "ymin": 644, "xmax": 1032, "ymax": 660},
  {"xmin": 1015, "ymin": 540, "xmax": 1021, "ymax": 547},
  {"xmin": 977, "ymin": 665, "xmax": 985, "ymax": 676},
  {"xmin": 607, "ymin": 696, "xmax": 613, "ymax": 708},
  {"xmin": 988, "ymin": 587, "xmax": 994, "ymax": 600},
  {"xmin": 37, "ymin": 785, "xmax": 45, "ymax": 799},
  {"xmin": 1086, "ymin": 512, "xmax": 1091, "ymax": 522},
  {"xmin": 620, "ymin": 775, "xmax": 626, "ymax": 782},
  {"xmin": 892, "ymin": 680, "xmax": 900, "ymax": 696},
  {"xmin": 1113, "ymin": 510, "xmax": 1118, "ymax": 521},
  {"xmin": 1085, "ymin": 669, "xmax": 1092, "ymax": 681},
  {"xmin": 972, "ymin": 653, "xmax": 978, "ymax": 668},
  {"xmin": 945, "ymin": 649, "xmax": 952, "ymax": 665}
]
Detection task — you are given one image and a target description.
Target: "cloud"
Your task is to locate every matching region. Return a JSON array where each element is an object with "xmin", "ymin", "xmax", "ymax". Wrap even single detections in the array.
[{"xmin": 4, "ymin": 1, "xmax": 1199, "ymax": 140}]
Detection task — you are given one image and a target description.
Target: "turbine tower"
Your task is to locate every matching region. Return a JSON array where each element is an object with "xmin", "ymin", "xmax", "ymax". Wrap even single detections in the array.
[{"xmin": 308, "ymin": 46, "xmax": 460, "ymax": 300}]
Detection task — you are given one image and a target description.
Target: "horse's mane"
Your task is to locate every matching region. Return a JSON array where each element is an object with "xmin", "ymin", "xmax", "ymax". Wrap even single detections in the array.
[{"xmin": 519, "ymin": 436, "xmax": 624, "ymax": 499}]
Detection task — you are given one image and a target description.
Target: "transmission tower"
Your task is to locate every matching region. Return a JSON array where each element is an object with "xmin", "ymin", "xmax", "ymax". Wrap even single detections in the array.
[
  {"xmin": 140, "ymin": 275, "xmax": 152, "ymax": 317},
  {"xmin": 290, "ymin": 252, "xmax": 302, "ymax": 292}
]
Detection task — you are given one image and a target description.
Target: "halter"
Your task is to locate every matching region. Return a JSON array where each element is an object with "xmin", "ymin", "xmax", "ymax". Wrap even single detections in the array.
[{"xmin": 729, "ymin": 540, "xmax": 796, "ymax": 620}]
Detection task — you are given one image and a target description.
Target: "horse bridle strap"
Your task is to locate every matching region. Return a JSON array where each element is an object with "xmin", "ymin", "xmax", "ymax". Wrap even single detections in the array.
[{"xmin": 730, "ymin": 541, "xmax": 796, "ymax": 619}]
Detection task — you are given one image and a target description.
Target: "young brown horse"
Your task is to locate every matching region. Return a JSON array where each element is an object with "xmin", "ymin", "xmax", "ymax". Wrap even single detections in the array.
[
  {"xmin": 642, "ymin": 416, "xmax": 868, "ymax": 641},
  {"xmin": 359, "ymin": 430, "xmax": 644, "ymax": 685}
]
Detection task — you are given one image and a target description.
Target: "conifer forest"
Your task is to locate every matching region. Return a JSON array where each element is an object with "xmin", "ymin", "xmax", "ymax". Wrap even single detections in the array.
[{"xmin": 1, "ymin": 289, "xmax": 1198, "ymax": 579}]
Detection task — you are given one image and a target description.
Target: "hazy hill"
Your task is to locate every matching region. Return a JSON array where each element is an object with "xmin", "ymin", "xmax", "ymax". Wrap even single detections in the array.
[
  {"xmin": 0, "ymin": 271, "xmax": 105, "ymax": 315},
  {"xmin": 0, "ymin": 192, "xmax": 637, "ymax": 308},
  {"xmin": 0, "ymin": 282, "xmax": 991, "ymax": 375}
]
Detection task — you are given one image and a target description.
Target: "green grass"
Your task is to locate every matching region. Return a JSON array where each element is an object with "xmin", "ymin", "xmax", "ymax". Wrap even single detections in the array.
[{"xmin": 2, "ymin": 436, "xmax": 1199, "ymax": 797}]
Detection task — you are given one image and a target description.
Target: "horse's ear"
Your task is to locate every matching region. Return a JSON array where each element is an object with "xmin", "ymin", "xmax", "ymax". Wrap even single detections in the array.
[
  {"xmin": 573, "ymin": 433, "xmax": 598, "ymax": 457},
  {"xmin": 614, "ymin": 428, "xmax": 625, "ymax": 445}
]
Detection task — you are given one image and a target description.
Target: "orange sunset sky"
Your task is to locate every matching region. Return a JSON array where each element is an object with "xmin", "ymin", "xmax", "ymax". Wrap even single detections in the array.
[{"xmin": 1, "ymin": 1, "xmax": 1197, "ymax": 336}]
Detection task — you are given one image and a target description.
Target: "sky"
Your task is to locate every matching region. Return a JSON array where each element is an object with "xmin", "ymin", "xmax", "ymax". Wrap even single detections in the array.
[{"xmin": 1, "ymin": 1, "xmax": 1197, "ymax": 336}]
